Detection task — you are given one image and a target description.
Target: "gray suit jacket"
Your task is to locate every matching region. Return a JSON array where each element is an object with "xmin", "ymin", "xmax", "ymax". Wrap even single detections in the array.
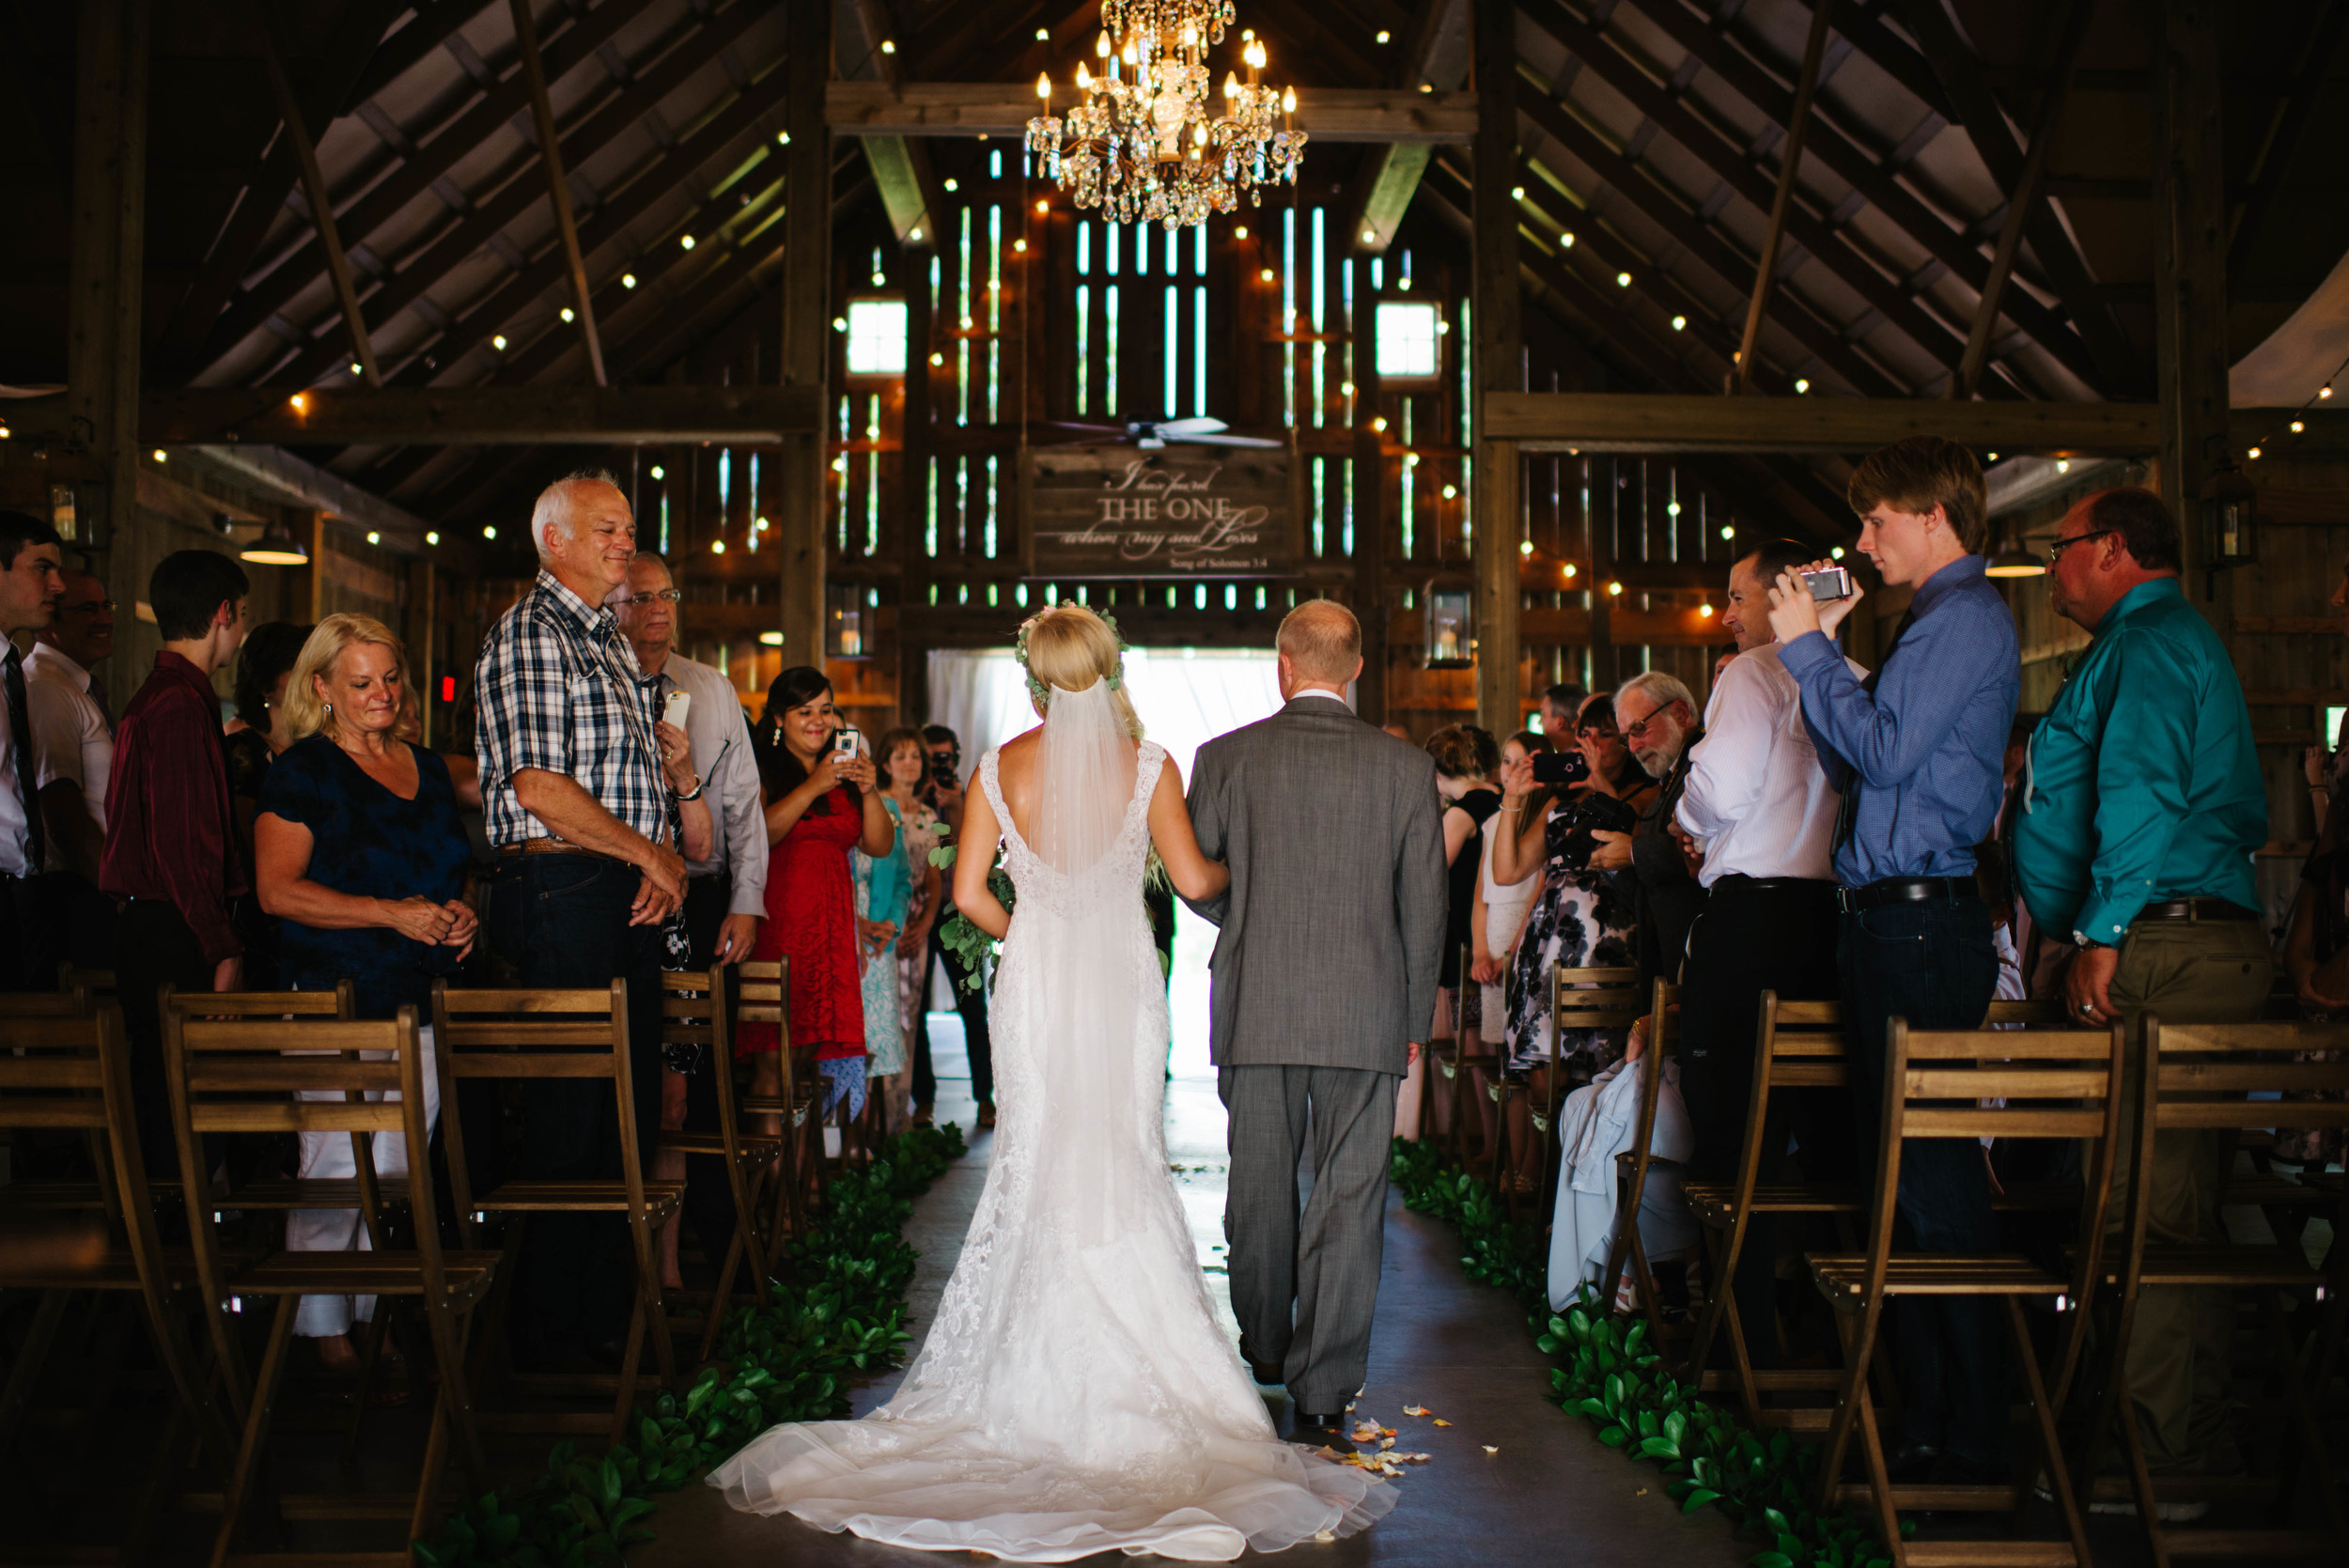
[{"xmin": 1184, "ymin": 696, "xmax": 1448, "ymax": 1076}]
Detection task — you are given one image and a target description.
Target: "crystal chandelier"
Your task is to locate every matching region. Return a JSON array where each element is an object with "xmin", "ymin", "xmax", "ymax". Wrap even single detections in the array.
[{"xmin": 1025, "ymin": 0, "xmax": 1305, "ymax": 230}]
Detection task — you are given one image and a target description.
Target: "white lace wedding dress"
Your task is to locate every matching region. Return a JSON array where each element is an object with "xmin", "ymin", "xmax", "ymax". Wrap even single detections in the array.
[{"xmin": 709, "ymin": 680, "xmax": 1392, "ymax": 1561}]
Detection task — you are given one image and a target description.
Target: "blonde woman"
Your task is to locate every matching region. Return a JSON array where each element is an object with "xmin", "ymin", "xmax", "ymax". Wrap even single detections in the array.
[{"xmin": 712, "ymin": 604, "xmax": 1398, "ymax": 1560}]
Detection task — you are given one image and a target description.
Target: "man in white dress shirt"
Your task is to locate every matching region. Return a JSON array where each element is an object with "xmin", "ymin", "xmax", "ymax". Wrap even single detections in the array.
[
  {"xmin": 0, "ymin": 511, "xmax": 66, "ymax": 990},
  {"xmin": 613, "ymin": 551, "xmax": 768, "ymax": 1285},
  {"xmin": 27, "ymin": 566, "xmax": 117, "ymax": 972},
  {"xmin": 1672, "ymin": 538, "xmax": 1859, "ymax": 1369}
]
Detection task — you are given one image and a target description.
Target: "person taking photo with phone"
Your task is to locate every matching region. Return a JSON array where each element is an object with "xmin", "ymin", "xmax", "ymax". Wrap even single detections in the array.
[
  {"xmin": 739, "ymin": 666, "xmax": 895, "ymax": 1130},
  {"xmin": 1765, "ymin": 437, "xmax": 2019, "ymax": 1489}
]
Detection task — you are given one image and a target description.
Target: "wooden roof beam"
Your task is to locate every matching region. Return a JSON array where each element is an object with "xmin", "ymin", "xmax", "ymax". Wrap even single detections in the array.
[
  {"xmin": 2227, "ymin": 0, "xmax": 2349, "ymax": 276},
  {"xmin": 506, "ymin": 0, "xmax": 606, "ymax": 385},
  {"xmin": 838, "ymin": 0, "xmax": 946, "ymax": 250},
  {"xmin": 1346, "ymin": 0, "xmax": 1469, "ymax": 254},
  {"xmin": 253, "ymin": 1, "xmax": 381, "ymax": 388},
  {"xmin": 1892, "ymin": 0, "xmax": 2143, "ymax": 394},
  {"xmin": 826, "ymin": 82, "xmax": 1477, "ymax": 141},
  {"xmin": 1954, "ymin": 0, "xmax": 2091, "ymax": 400},
  {"xmin": 1482, "ymin": 392, "xmax": 2160, "ymax": 455},
  {"xmin": 1609, "ymin": 0, "xmax": 2109, "ymax": 397},
  {"xmin": 1733, "ymin": 0, "xmax": 1836, "ymax": 394}
]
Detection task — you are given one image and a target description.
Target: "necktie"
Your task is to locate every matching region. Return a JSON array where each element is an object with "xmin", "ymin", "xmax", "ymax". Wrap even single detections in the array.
[
  {"xmin": 1832, "ymin": 609, "xmax": 1917, "ymax": 855},
  {"xmin": 87, "ymin": 674, "xmax": 111, "ymax": 730},
  {"xmin": 6, "ymin": 645, "xmax": 43, "ymax": 877}
]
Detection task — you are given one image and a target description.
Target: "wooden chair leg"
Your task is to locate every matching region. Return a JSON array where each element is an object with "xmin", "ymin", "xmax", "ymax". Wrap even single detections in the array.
[
  {"xmin": 698, "ymin": 1227, "xmax": 747, "ymax": 1366},
  {"xmin": 1816, "ymin": 1305, "xmax": 1880, "ymax": 1514},
  {"xmin": 1851, "ymin": 1367, "xmax": 1905, "ymax": 1568},
  {"xmin": 606, "ymin": 1284, "xmax": 648, "ymax": 1453},
  {"xmin": 2009, "ymin": 1297, "xmax": 2091, "ymax": 1568},
  {"xmin": 406, "ymin": 1370, "xmax": 455, "ymax": 1550},
  {"xmin": 209, "ymin": 1296, "xmax": 297, "ymax": 1568},
  {"xmin": 627, "ymin": 1210, "xmax": 678, "ymax": 1388},
  {"xmin": 420, "ymin": 1296, "xmax": 486, "ymax": 1491}
]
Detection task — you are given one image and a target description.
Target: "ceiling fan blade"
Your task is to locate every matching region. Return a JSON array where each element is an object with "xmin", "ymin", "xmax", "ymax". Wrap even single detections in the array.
[
  {"xmin": 1170, "ymin": 431, "xmax": 1284, "ymax": 448},
  {"xmin": 1152, "ymin": 416, "xmax": 1230, "ymax": 436}
]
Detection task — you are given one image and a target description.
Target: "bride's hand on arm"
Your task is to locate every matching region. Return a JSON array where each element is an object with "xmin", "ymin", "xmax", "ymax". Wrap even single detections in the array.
[
  {"xmin": 951, "ymin": 775, "xmax": 1014, "ymax": 940},
  {"xmin": 1148, "ymin": 757, "xmax": 1230, "ymax": 903}
]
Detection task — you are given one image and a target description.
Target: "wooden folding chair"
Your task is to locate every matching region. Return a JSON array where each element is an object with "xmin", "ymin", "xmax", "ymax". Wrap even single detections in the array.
[
  {"xmin": 56, "ymin": 965, "xmax": 117, "ymax": 999},
  {"xmin": 653, "ymin": 967, "xmax": 781, "ymax": 1363},
  {"xmin": 0, "ymin": 999, "xmax": 241, "ymax": 1560},
  {"xmin": 1807, "ymin": 1017, "xmax": 2126, "ymax": 1568},
  {"xmin": 163, "ymin": 1003, "xmax": 497, "ymax": 1568},
  {"xmin": 2079, "ymin": 1015, "xmax": 2349, "ymax": 1563},
  {"xmin": 1596, "ymin": 979, "xmax": 1681, "ymax": 1343},
  {"xmin": 1517, "ymin": 963, "xmax": 1643, "ymax": 1218},
  {"xmin": 734, "ymin": 958, "xmax": 817, "ymax": 1240},
  {"xmin": 1427, "ymin": 943, "xmax": 1493, "ymax": 1164},
  {"xmin": 429, "ymin": 980, "xmax": 682, "ymax": 1448}
]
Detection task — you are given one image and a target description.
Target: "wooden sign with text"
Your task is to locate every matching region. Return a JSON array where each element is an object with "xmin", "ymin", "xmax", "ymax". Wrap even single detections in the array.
[{"xmin": 1023, "ymin": 444, "xmax": 1297, "ymax": 578}]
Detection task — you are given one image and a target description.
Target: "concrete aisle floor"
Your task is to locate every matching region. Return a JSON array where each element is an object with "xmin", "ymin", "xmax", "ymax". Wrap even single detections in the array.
[{"xmin": 639, "ymin": 1044, "xmax": 1751, "ymax": 1568}]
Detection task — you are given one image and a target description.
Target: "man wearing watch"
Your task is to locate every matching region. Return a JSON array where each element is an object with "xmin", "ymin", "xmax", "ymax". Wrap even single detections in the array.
[
  {"xmin": 2013, "ymin": 487, "xmax": 2269, "ymax": 1496},
  {"xmin": 1766, "ymin": 437, "xmax": 2018, "ymax": 1486}
]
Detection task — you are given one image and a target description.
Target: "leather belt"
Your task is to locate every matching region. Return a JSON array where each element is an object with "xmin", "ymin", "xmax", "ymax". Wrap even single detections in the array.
[
  {"xmin": 1834, "ymin": 877, "xmax": 1978, "ymax": 914},
  {"xmin": 498, "ymin": 838, "xmax": 614, "ymax": 860},
  {"xmin": 2134, "ymin": 898, "xmax": 2258, "ymax": 924},
  {"xmin": 1713, "ymin": 875, "xmax": 1836, "ymax": 894}
]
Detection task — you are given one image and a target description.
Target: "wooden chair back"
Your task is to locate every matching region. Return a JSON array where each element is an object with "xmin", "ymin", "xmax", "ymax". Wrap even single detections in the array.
[
  {"xmin": 733, "ymin": 958, "xmax": 806, "ymax": 1116},
  {"xmin": 428, "ymin": 981, "xmax": 645, "ymax": 1241},
  {"xmin": 55, "ymin": 966, "xmax": 117, "ymax": 1000},
  {"xmin": 160, "ymin": 1003, "xmax": 457, "ymax": 1390},
  {"xmin": 1550, "ymin": 963, "xmax": 1646, "ymax": 1040},
  {"xmin": 1598, "ymin": 978, "xmax": 1680, "ymax": 1328}
]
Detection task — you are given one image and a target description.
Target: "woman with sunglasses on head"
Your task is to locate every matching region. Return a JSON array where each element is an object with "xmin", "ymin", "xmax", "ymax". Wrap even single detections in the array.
[{"xmin": 1486, "ymin": 692, "xmax": 1657, "ymax": 1192}]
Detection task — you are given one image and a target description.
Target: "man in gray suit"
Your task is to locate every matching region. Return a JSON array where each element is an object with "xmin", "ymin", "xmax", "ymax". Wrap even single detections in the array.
[{"xmin": 1184, "ymin": 600, "xmax": 1448, "ymax": 1429}]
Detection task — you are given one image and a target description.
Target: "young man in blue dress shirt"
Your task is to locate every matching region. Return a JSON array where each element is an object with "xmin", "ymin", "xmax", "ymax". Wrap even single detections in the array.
[{"xmin": 1766, "ymin": 438, "xmax": 2020, "ymax": 1484}]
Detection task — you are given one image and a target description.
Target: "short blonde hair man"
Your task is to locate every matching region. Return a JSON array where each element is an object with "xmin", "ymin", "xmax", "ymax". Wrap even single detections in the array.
[{"xmin": 1276, "ymin": 599, "xmax": 1362, "ymax": 687}]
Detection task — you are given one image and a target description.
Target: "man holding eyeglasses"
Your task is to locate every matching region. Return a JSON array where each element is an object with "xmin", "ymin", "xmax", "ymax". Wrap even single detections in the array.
[
  {"xmin": 26, "ymin": 566, "xmax": 117, "ymax": 974},
  {"xmin": 1766, "ymin": 436, "xmax": 2019, "ymax": 1487},
  {"xmin": 2013, "ymin": 487, "xmax": 2267, "ymax": 1497}
]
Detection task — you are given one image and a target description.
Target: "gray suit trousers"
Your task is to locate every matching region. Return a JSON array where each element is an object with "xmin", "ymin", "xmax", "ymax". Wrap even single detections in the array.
[{"xmin": 1218, "ymin": 1063, "xmax": 1396, "ymax": 1412}]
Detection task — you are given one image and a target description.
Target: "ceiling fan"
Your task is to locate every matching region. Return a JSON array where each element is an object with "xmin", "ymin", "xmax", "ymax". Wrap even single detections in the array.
[{"xmin": 1030, "ymin": 415, "xmax": 1283, "ymax": 451}]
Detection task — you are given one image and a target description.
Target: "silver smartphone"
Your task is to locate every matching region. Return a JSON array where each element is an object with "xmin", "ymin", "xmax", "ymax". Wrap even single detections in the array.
[
  {"xmin": 834, "ymin": 725, "xmax": 862, "ymax": 759},
  {"xmin": 661, "ymin": 690, "xmax": 691, "ymax": 730},
  {"xmin": 1802, "ymin": 567, "xmax": 1854, "ymax": 601}
]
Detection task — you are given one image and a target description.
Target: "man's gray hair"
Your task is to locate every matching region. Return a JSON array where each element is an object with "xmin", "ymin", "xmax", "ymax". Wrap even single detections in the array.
[
  {"xmin": 1615, "ymin": 670, "xmax": 1696, "ymax": 721},
  {"xmin": 530, "ymin": 468, "xmax": 628, "ymax": 558}
]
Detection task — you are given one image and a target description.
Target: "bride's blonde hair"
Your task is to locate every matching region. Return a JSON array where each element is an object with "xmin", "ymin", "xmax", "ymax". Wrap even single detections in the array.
[{"xmin": 1019, "ymin": 605, "xmax": 1144, "ymax": 739}]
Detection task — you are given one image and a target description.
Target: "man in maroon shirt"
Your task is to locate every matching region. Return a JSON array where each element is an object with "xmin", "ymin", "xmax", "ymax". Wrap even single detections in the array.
[{"xmin": 101, "ymin": 549, "xmax": 249, "ymax": 1154}]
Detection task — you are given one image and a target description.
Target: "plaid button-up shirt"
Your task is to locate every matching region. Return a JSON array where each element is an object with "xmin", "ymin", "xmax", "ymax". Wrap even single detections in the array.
[{"xmin": 474, "ymin": 568, "xmax": 670, "ymax": 848}]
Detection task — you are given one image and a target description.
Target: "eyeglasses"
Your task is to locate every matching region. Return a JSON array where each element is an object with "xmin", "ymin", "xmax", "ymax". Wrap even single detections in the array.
[
  {"xmin": 1615, "ymin": 704, "xmax": 1674, "ymax": 742},
  {"xmin": 621, "ymin": 588, "xmax": 683, "ymax": 607},
  {"xmin": 2045, "ymin": 529, "xmax": 2119, "ymax": 567}
]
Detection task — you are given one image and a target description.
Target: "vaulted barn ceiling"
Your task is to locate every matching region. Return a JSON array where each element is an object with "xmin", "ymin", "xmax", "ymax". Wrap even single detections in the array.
[{"xmin": 3, "ymin": 0, "xmax": 2345, "ymax": 546}]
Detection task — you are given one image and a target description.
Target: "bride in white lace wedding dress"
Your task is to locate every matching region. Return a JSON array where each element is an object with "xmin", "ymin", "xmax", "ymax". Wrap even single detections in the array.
[{"xmin": 708, "ymin": 607, "xmax": 1392, "ymax": 1561}]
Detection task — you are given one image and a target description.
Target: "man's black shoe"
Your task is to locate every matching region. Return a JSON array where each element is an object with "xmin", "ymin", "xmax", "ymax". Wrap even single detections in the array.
[
  {"xmin": 1246, "ymin": 1357, "xmax": 1283, "ymax": 1386},
  {"xmin": 1292, "ymin": 1409, "xmax": 1345, "ymax": 1434}
]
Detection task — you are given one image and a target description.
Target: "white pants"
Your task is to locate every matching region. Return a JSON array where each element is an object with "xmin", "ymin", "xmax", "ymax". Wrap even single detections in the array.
[{"xmin": 288, "ymin": 1025, "xmax": 441, "ymax": 1339}]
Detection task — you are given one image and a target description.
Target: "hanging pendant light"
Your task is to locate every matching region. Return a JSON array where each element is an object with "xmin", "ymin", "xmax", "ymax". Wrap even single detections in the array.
[
  {"xmin": 240, "ymin": 520, "xmax": 310, "ymax": 566},
  {"xmin": 1983, "ymin": 531, "xmax": 2046, "ymax": 578}
]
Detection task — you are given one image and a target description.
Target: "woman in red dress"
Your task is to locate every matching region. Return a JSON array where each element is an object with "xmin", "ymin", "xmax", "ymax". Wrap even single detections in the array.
[{"xmin": 739, "ymin": 667, "xmax": 897, "ymax": 1124}]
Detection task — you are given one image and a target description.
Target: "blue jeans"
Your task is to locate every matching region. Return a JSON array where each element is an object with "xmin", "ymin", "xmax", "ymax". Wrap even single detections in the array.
[
  {"xmin": 1838, "ymin": 893, "xmax": 2001, "ymax": 1464},
  {"xmin": 486, "ymin": 854, "xmax": 665, "ymax": 1354}
]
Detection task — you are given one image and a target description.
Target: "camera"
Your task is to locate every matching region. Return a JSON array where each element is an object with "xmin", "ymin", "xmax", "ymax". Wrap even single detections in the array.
[
  {"xmin": 1802, "ymin": 567, "xmax": 1854, "ymax": 601},
  {"xmin": 1532, "ymin": 748, "xmax": 1590, "ymax": 786},
  {"xmin": 929, "ymin": 749, "xmax": 960, "ymax": 791}
]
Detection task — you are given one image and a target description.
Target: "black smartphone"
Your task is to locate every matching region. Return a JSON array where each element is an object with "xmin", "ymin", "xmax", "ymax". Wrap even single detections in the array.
[{"xmin": 1532, "ymin": 749, "xmax": 1590, "ymax": 786}]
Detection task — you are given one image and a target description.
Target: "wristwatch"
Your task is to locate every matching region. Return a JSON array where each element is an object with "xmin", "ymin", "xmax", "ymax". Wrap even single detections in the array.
[{"xmin": 676, "ymin": 774, "xmax": 705, "ymax": 802}]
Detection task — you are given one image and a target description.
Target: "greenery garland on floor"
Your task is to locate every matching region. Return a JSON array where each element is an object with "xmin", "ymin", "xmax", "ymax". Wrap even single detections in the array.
[
  {"xmin": 415, "ymin": 1125, "xmax": 966, "ymax": 1568},
  {"xmin": 1390, "ymin": 1139, "xmax": 1903, "ymax": 1568}
]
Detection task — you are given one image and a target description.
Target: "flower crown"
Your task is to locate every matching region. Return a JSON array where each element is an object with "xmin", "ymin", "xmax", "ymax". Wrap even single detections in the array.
[{"xmin": 1015, "ymin": 608, "xmax": 1126, "ymax": 708}]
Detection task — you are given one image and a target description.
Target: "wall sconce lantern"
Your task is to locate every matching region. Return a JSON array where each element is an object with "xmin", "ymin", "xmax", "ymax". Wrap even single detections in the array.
[
  {"xmin": 1423, "ymin": 582, "xmax": 1472, "ymax": 669},
  {"xmin": 826, "ymin": 582, "xmax": 873, "ymax": 659},
  {"xmin": 2199, "ymin": 465, "xmax": 2257, "ymax": 579}
]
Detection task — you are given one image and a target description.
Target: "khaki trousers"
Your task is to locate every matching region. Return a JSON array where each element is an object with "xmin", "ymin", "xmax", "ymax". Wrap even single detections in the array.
[{"xmin": 2101, "ymin": 919, "xmax": 2273, "ymax": 1474}]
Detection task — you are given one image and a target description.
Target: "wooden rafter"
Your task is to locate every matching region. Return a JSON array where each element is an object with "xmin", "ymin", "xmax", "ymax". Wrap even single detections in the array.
[
  {"xmin": 1893, "ymin": 0, "xmax": 2142, "ymax": 394},
  {"xmin": 252, "ymin": 0, "xmax": 381, "ymax": 388},
  {"xmin": 2227, "ymin": 0, "xmax": 2349, "ymax": 275},
  {"xmin": 1613, "ymin": 0, "xmax": 2104, "ymax": 397},
  {"xmin": 152, "ymin": 0, "xmax": 410, "ymax": 374},
  {"xmin": 1482, "ymin": 392, "xmax": 2162, "ymax": 454},
  {"xmin": 506, "ymin": 0, "xmax": 606, "ymax": 386},
  {"xmin": 187, "ymin": 0, "xmax": 660, "ymax": 380},
  {"xmin": 1510, "ymin": 86, "xmax": 1905, "ymax": 396},
  {"xmin": 1514, "ymin": 0, "xmax": 1988, "ymax": 393},
  {"xmin": 1733, "ymin": 0, "xmax": 1835, "ymax": 394},
  {"xmin": 1345, "ymin": 0, "xmax": 1468, "ymax": 254},
  {"xmin": 268, "ymin": 3, "xmax": 776, "ymax": 389},
  {"xmin": 1954, "ymin": 0, "xmax": 2092, "ymax": 399}
]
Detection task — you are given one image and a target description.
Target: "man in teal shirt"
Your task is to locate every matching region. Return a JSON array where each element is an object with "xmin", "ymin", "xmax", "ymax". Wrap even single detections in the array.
[{"xmin": 2013, "ymin": 486, "xmax": 2269, "ymax": 1498}]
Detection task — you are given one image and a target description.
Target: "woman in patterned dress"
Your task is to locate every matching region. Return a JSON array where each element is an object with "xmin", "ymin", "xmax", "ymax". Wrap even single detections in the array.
[
  {"xmin": 1488, "ymin": 692, "xmax": 1657, "ymax": 1191},
  {"xmin": 853, "ymin": 729, "xmax": 930, "ymax": 1130}
]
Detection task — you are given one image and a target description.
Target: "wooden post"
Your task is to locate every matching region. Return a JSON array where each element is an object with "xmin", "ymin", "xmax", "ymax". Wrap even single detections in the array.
[
  {"xmin": 777, "ymin": 0, "xmax": 832, "ymax": 668},
  {"xmin": 1470, "ymin": 0, "xmax": 1523, "ymax": 736},
  {"xmin": 68, "ymin": 0, "xmax": 149, "ymax": 713},
  {"xmin": 898, "ymin": 233, "xmax": 934, "ymax": 725},
  {"xmin": 256, "ymin": 5, "xmax": 379, "ymax": 388},
  {"xmin": 507, "ymin": 0, "xmax": 606, "ymax": 386},
  {"xmin": 1731, "ymin": 0, "xmax": 1835, "ymax": 393},
  {"xmin": 2151, "ymin": 0, "xmax": 2229, "ymax": 616},
  {"xmin": 1351, "ymin": 241, "xmax": 1388, "ymax": 723},
  {"xmin": 405, "ymin": 556, "xmax": 436, "ymax": 748}
]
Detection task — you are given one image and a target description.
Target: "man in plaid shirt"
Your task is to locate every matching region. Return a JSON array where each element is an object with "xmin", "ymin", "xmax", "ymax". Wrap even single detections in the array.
[{"xmin": 474, "ymin": 469, "xmax": 689, "ymax": 1371}]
